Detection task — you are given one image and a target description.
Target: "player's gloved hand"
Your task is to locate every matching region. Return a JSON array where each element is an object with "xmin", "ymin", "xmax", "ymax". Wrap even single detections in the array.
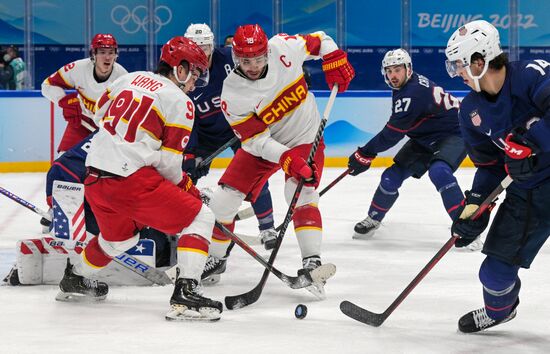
[
  {"xmin": 279, "ymin": 149, "xmax": 318, "ymax": 185},
  {"xmin": 177, "ymin": 172, "xmax": 201, "ymax": 201},
  {"xmin": 348, "ymin": 148, "xmax": 375, "ymax": 176},
  {"xmin": 504, "ymin": 127, "xmax": 540, "ymax": 183},
  {"xmin": 451, "ymin": 191, "xmax": 495, "ymax": 248},
  {"xmin": 194, "ymin": 157, "xmax": 211, "ymax": 180},
  {"xmin": 182, "ymin": 153, "xmax": 198, "ymax": 182},
  {"xmin": 58, "ymin": 92, "xmax": 83, "ymax": 124},
  {"xmin": 322, "ymin": 49, "xmax": 355, "ymax": 93}
]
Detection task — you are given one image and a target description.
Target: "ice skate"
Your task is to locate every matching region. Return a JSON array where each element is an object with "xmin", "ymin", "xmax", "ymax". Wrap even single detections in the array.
[
  {"xmin": 2, "ymin": 265, "xmax": 20, "ymax": 286},
  {"xmin": 165, "ymin": 278, "xmax": 222, "ymax": 322},
  {"xmin": 56, "ymin": 259, "xmax": 108, "ymax": 302},
  {"xmin": 201, "ymin": 255, "xmax": 227, "ymax": 285},
  {"xmin": 298, "ymin": 256, "xmax": 336, "ymax": 300},
  {"xmin": 259, "ymin": 227, "xmax": 278, "ymax": 250},
  {"xmin": 458, "ymin": 299, "xmax": 519, "ymax": 333},
  {"xmin": 353, "ymin": 216, "xmax": 380, "ymax": 240}
]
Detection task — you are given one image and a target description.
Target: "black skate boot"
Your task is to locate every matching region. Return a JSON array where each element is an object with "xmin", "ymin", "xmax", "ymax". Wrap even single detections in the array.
[
  {"xmin": 201, "ymin": 255, "xmax": 227, "ymax": 285},
  {"xmin": 458, "ymin": 299, "xmax": 519, "ymax": 333},
  {"xmin": 166, "ymin": 278, "xmax": 223, "ymax": 321},
  {"xmin": 297, "ymin": 256, "xmax": 337, "ymax": 300},
  {"xmin": 353, "ymin": 216, "xmax": 381, "ymax": 240},
  {"xmin": 2, "ymin": 265, "xmax": 20, "ymax": 286},
  {"xmin": 56, "ymin": 259, "xmax": 108, "ymax": 302},
  {"xmin": 259, "ymin": 227, "xmax": 277, "ymax": 250}
]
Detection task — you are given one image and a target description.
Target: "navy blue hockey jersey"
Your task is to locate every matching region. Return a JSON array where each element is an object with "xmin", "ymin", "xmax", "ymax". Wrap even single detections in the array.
[
  {"xmin": 187, "ymin": 47, "xmax": 236, "ymax": 154},
  {"xmin": 361, "ymin": 72, "xmax": 461, "ymax": 155},
  {"xmin": 459, "ymin": 60, "xmax": 550, "ymax": 192}
]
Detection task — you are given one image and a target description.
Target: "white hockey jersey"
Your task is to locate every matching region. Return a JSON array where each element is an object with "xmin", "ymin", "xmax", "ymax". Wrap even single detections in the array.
[
  {"xmin": 220, "ymin": 32, "xmax": 338, "ymax": 163},
  {"xmin": 41, "ymin": 58, "xmax": 128, "ymax": 124},
  {"xmin": 85, "ymin": 71, "xmax": 194, "ymax": 185}
]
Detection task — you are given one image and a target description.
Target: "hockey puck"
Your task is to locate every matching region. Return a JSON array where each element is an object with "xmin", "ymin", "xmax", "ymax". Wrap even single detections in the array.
[{"xmin": 295, "ymin": 304, "xmax": 307, "ymax": 319}]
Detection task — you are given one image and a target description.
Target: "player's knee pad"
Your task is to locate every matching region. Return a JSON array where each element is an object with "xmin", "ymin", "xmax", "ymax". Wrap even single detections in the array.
[
  {"xmin": 479, "ymin": 256, "xmax": 520, "ymax": 291},
  {"xmin": 284, "ymin": 180, "xmax": 319, "ymax": 207},
  {"xmin": 428, "ymin": 160, "xmax": 456, "ymax": 191},
  {"xmin": 98, "ymin": 233, "xmax": 140, "ymax": 258},
  {"xmin": 380, "ymin": 165, "xmax": 406, "ymax": 192},
  {"xmin": 179, "ymin": 204, "xmax": 215, "ymax": 243},
  {"xmin": 208, "ymin": 184, "xmax": 245, "ymax": 223}
]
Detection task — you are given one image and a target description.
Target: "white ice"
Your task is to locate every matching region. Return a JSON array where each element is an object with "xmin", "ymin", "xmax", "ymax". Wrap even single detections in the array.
[{"xmin": 1, "ymin": 168, "xmax": 549, "ymax": 354}]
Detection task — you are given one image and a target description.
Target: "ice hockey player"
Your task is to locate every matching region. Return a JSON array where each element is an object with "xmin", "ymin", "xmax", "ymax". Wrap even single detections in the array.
[
  {"xmin": 446, "ymin": 20, "xmax": 550, "ymax": 333},
  {"xmin": 57, "ymin": 36, "xmax": 223, "ymax": 321},
  {"xmin": 183, "ymin": 24, "xmax": 278, "ymax": 285},
  {"xmin": 347, "ymin": 48, "xmax": 469, "ymax": 244},
  {"xmin": 41, "ymin": 33, "xmax": 127, "ymax": 153},
  {"xmin": 207, "ymin": 24, "xmax": 354, "ymax": 297}
]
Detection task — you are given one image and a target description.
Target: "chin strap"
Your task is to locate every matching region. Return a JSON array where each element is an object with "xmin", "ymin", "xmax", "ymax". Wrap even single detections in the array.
[
  {"xmin": 173, "ymin": 66, "xmax": 193, "ymax": 86},
  {"xmin": 467, "ymin": 64, "xmax": 490, "ymax": 92}
]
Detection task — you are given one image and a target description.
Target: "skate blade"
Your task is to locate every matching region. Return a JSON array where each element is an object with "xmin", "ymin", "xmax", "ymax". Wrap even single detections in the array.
[
  {"xmin": 201, "ymin": 274, "xmax": 221, "ymax": 286},
  {"xmin": 165, "ymin": 305, "xmax": 221, "ymax": 322},
  {"xmin": 55, "ymin": 291, "xmax": 106, "ymax": 302},
  {"xmin": 305, "ymin": 263, "xmax": 337, "ymax": 300},
  {"xmin": 352, "ymin": 231, "xmax": 376, "ymax": 240}
]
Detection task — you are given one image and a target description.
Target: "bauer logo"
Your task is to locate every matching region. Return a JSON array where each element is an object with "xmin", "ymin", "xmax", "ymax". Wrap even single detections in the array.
[
  {"xmin": 115, "ymin": 253, "xmax": 150, "ymax": 273},
  {"xmin": 55, "ymin": 185, "xmax": 82, "ymax": 192}
]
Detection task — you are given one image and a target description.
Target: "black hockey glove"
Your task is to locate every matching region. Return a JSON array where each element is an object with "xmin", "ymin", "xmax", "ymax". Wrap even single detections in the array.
[
  {"xmin": 451, "ymin": 191, "xmax": 495, "ymax": 248},
  {"xmin": 348, "ymin": 148, "xmax": 375, "ymax": 176},
  {"xmin": 504, "ymin": 127, "xmax": 540, "ymax": 183}
]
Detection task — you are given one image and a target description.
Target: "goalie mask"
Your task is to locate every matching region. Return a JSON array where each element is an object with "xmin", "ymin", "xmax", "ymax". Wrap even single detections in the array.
[
  {"xmin": 445, "ymin": 20, "xmax": 502, "ymax": 92},
  {"xmin": 184, "ymin": 23, "xmax": 215, "ymax": 63},
  {"xmin": 381, "ymin": 49, "xmax": 412, "ymax": 89}
]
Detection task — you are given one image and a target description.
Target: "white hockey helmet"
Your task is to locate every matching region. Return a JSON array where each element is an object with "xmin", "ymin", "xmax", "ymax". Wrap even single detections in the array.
[
  {"xmin": 381, "ymin": 48, "xmax": 412, "ymax": 88},
  {"xmin": 185, "ymin": 23, "xmax": 215, "ymax": 58},
  {"xmin": 445, "ymin": 20, "xmax": 502, "ymax": 91}
]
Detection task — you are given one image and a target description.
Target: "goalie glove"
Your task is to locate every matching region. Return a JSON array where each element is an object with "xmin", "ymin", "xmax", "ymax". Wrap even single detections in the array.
[
  {"xmin": 322, "ymin": 49, "xmax": 355, "ymax": 93},
  {"xmin": 58, "ymin": 92, "xmax": 83, "ymax": 124}
]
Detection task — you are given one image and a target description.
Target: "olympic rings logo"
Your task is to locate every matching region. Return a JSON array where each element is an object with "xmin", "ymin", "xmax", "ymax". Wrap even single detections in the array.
[{"xmin": 111, "ymin": 5, "xmax": 172, "ymax": 34}]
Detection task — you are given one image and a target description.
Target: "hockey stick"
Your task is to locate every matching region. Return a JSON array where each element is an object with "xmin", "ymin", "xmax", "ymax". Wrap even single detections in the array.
[
  {"xmin": 215, "ymin": 222, "xmax": 315, "ymax": 290},
  {"xmin": 0, "ymin": 186, "xmax": 173, "ymax": 286},
  {"xmin": 234, "ymin": 168, "xmax": 351, "ymax": 222},
  {"xmin": 81, "ymin": 119, "xmax": 96, "ymax": 132},
  {"xmin": 197, "ymin": 136, "xmax": 239, "ymax": 169},
  {"xmin": 340, "ymin": 175, "xmax": 514, "ymax": 327},
  {"xmin": 225, "ymin": 84, "xmax": 339, "ymax": 310}
]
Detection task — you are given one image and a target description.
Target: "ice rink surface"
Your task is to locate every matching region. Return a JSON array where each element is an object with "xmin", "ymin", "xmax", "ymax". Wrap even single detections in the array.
[{"xmin": 1, "ymin": 168, "xmax": 549, "ymax": 354}]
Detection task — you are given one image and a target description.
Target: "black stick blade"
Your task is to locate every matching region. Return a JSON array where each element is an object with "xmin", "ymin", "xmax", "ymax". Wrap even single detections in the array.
[
  {"xmin": 340, "ymin": 300, "xmax": 386, "ymax": 327},
  {"xmin": 225, "ymin": 283, "xmax": 263, "ymax": 310}
]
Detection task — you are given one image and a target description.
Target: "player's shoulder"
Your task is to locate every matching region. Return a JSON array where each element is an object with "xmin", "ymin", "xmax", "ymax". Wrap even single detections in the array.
[
  {"xmin": 112, "ymin": 62, "xmax": 129, "ymax": 77},
  {"xmin": 61, "ymin": 58, "xmax": 91, "ymax": 74},
  {"xmin": 509, "ymin": 60, "xmax": 550, "ymax": 84}
]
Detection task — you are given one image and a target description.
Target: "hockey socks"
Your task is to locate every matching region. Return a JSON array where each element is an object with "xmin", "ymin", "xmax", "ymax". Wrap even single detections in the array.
[
  {"xmin": 428, "ymin": 161, "xmax": 464, "ymax": 220},
  {"xmin": 252, "ymin": 181, "xmax": 275, "ymax": 231},
  {"xmin": 368, "ymin": 185, "xmax": 399, "ymax": 222}
]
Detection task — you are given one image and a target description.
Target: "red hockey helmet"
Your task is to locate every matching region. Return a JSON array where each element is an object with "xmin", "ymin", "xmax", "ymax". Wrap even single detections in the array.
[
  {"xmin": 160, "ymin": 36, "xmax": 209, "ymax": 73},
  {"xmin": 161, "ymin": 36, "xmax": 210, "ymax": 87},
  {"xmin": 91, "ymin": 33, "xmax": 118, "ymax": 50},
  {"xmin": 232, "ymin": 24, "xmax": 268, "ymax": 58}
]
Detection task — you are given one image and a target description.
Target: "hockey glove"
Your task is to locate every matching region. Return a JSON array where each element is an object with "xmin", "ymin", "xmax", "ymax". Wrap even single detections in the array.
[
  {"xmin": 451, "ymin": 191, "xmax": 495, "ymax": 248},
  {"xmin": 348, "ymin": 148, "xmax": 375, "ymax": 176},
  {"xmin": 279, "ymin": 149, "xmax": 319, "ymax": 185},
  {"xmin": 504, "ymin": 127, "xmax": 540, "ymax": 183},
  {"xmin": 177, "ymin": 172, "xmax": 201, "ymax": 201},
  {"xmin": 58, "ymin": 92, "xmax": 83, "ymax": 124},
  {"xmin": 322, "ymin": 49, "xmax": 355, "ymax": 93}
]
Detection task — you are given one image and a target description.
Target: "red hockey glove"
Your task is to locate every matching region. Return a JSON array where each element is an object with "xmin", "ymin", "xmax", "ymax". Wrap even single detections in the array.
[
  {"xmin": 348, "ymin": 149, "xmax": 375, "ymax": 176},
  {"xmin": 177, "ymin": 172, "xmax": 201, "ymax": 200},
  {"xmin": 322, "ymin": 49, "xmax": 355, "ymax": 93},
  {"xmin": 279, "ymin": 149, "xmax": 318, "ymax": 184},
  {"xmin": 504, "ymin": 127, "xmax": 540, "ymax": 183},
  {"xmin": 58, "ymin": 92, "xmax": 83, "ymax": 124}
]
